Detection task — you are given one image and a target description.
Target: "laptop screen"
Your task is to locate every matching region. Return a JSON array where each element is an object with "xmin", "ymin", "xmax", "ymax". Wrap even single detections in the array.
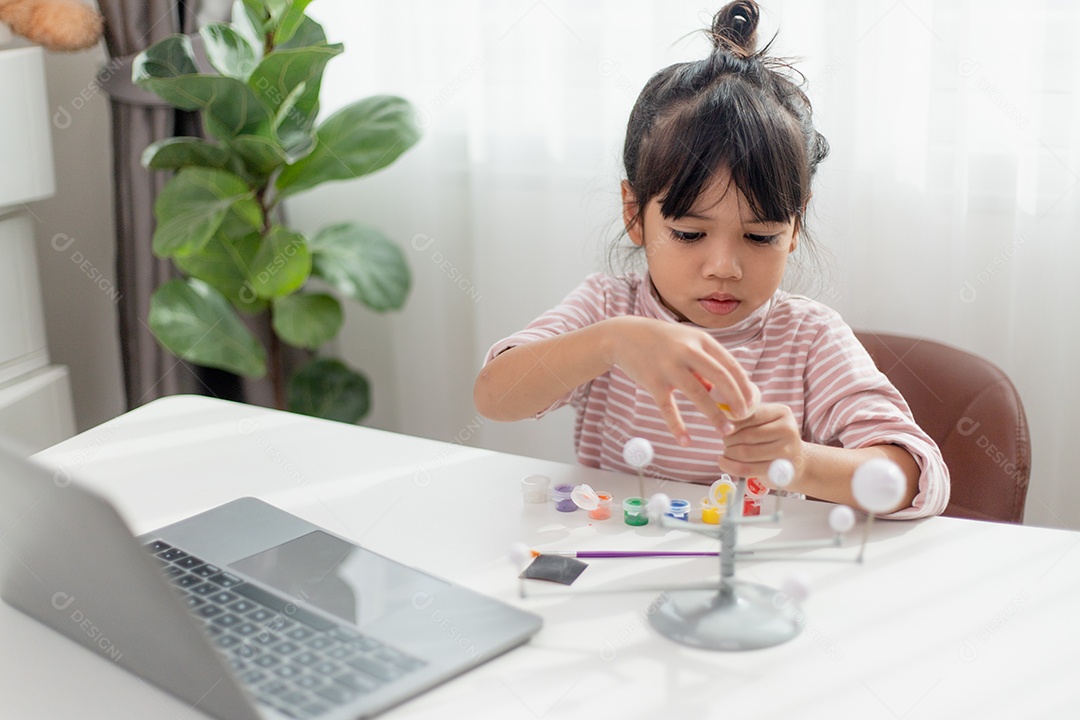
[{"xmin": 230, "ymin": 530, "xmax": 448, "ymax": 628}]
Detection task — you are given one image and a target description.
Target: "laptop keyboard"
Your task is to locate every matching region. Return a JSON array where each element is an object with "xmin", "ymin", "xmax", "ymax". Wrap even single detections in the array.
[{"xmin": 146, "ymin": 539, "xmax": 427, "ymax": 719}]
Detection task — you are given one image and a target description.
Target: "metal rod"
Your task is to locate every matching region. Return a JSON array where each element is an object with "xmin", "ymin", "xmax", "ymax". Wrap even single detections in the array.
[
  {"xmin": 732, "ymin": 536, "xmax": 842, "ymax": 554},
  {"xmin": 519, "ymin": 580, "xmax": 721, "ymax": 598},
  {"xmin": 539, "ymin": 550, "xmax": 720, "ymax": 559},
  {"xmin": 718, "ymin": 477, "xmax": 747, "ymax": 601},
  {"xmin": 857, "ymin": 512, "xmax": 875, "ymax": 563},
  {"xmin": 729, "ymin": 553, "xmax": 866, "ymax": 564}
]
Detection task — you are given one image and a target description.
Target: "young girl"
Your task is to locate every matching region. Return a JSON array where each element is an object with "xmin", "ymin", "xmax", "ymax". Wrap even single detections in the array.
[{"xmin": 473, "ymin": 0, "xmax": 948, "ymax": 519}]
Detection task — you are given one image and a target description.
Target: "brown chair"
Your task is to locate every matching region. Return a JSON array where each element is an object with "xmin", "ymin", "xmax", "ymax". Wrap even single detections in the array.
[{"xmin": 854, "ymin": 331, "xmax": 1031, "ymax": 523}]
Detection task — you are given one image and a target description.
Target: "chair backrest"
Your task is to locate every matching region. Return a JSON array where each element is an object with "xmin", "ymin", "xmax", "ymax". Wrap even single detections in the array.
[{"xmin": 854, "ymin": 331, "xmax": 1031, "ymax": 523}]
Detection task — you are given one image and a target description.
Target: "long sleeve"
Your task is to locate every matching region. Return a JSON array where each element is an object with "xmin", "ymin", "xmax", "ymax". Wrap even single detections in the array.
[
  {"xmin": 800, "ymin": 318, "xmax": 951, "ymax": 519},
  {"xmin": 483, "ymin": 273, "xmax": 617, "ymax": 417}
]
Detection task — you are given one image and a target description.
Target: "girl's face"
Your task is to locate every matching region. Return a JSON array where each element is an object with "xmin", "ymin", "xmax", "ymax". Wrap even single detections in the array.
[{"xmin": 623, "ymin": 172, "xmax": 798, "ymax": 329}]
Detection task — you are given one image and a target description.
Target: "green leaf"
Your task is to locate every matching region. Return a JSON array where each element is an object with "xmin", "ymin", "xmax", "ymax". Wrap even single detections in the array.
[
  {"xmin": 270, "ymin": 82, "xmax": 317, "ymax": 162},
  {"xmin": 275, "ymin": 96, "xmax": 422, "ymax": 197},
  {"xmin": 227, "ymin": 132, "xmax": 293, "ymax": 177},
  {"xmin": 223, "ymin": 91, "xmax": 317, "ymax": 172},
  {"xmin": 134, "ymin": 35, "xmax": 270, "ymax": 140},
  {"xmin": 142, "ymin": 137, "xmax": 243, "ymax": 176},
  {"xmin": 152, "ymin": 168, "xmax": 260, "ymax": 258},
  {"xmin": 308, "ymin": 223, "xmax": 410, "ymax": 311},
  {"xmin": 248, "ymin": 44, "xmax": 342, "ymax": 126},
  {"xmin": 274, "ymin": 0, "xmax": 316, "ymax": 46},
  {"xmin": 278, "ymin": 15, "xmax": 326, "ymax": 49},
  {"xmin": 131, "ymin": 34, "xmax": 198, "ymax": 82},
  {"xmin": 241, "ymin": 0, "xmax": 268, "ymax": 22},
  {"xmin": 149, "ymin": 278, "xmax": 267, "ymax": 377},
  {"xmin": 182, "ymin": 76, "xmax": 270, "ymax": 138},
  {"xmin": 201, "ymin": 23, "xmax": 260, "ymax": 81},
  {"xmin": 210, "ymin": 42, "xmax": 341, "ymax": 171},
  {"xmin": 173, "ymin": 222, "xmax": 267, "ymax": 314},
  {"xmin": 272, "ymin": 293, "xmax": 342, "ymax": 348},
  {"xmin": 231, "ymin": 0, "xmax": 264, "ymax": 47},
  {"xmin": 287, "ymin": 357, "xmax": 370, "ymax": 423},
  {"xmin": 248, "ymin": 225, "xmax": 311, "ymax": 298},
  {"xmin": 265, "ymin": 0, "xmax": 290, "ymax": 24}
]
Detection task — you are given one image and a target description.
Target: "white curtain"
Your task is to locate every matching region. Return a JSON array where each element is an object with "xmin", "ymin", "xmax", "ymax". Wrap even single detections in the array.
[{"xmin": 286, "ymin": 0, "xmax": 1080, "ymax": 529}]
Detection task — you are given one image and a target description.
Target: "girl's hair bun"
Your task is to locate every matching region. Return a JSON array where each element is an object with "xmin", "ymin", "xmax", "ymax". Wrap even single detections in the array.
[{"xmin": 710, "ymin": 0, "xmax": 760, "ymax": 57}]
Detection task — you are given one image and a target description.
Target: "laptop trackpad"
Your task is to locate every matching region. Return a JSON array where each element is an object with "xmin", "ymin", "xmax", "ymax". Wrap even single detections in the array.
[{"xmin": 230, "ymin": 530, "xmax": 448, "ymax": 631}]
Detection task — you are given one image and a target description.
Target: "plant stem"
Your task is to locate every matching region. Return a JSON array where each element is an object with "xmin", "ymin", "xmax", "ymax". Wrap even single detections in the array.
[
  {"xmin": 256, "ymin": 185, "xmax": 273, "ymax": 234},
  {"xmin": 269, "ymin": 327, "xmax": 286, "ymax": 411},
  {"xmin": 257, "ymin": 177, "xmax": 284, "ymax": 410}
]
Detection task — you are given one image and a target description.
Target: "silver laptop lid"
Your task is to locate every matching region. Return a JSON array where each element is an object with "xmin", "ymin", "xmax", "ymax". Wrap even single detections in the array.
[
  {"xmin": 1, "ymin": 437, "xmax": 543, "ymax": 719},
  {"xmin": 0, "ymin": 438, "xmax": 260, "ymax": 720}
]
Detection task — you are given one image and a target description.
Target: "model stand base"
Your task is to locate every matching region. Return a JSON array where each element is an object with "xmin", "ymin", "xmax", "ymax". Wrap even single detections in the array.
[{"xmin": 649, "ymin": 580, "xmax": 800, "ymax": 651}]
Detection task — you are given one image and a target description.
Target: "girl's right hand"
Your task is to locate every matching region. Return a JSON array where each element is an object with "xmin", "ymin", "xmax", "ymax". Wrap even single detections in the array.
[{"xmin": 603, "ymin": 316, "xmax": 759, "ymax": 446}]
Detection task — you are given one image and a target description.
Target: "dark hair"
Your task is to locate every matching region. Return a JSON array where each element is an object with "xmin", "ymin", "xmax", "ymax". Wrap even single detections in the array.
[{"xmin": 622, "ymin": 0, "xmax": 828, "ymax": 230}]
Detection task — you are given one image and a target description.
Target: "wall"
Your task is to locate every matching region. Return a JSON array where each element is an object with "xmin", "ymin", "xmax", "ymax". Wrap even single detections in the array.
[{"xmin": 34, "ymin": 42, "xmax": 125, "ymax": 433}]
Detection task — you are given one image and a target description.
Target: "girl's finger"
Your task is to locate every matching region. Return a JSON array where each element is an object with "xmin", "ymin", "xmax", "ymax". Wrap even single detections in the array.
[
  {"xmin": 683, "ymin": 373, "xmax": 733, "ymax": 431},
  {"xmin": 653, "ymin": 391, "xmax": 691, "ymax": 447},
  {"xmin": 692, "ymin": 362, "xmax": 757, "ymax": 421},
  {"xmin": 716, "ymin": 455, "xmax": 767, "ymax": 479},
  {"xmin": 700, "ymin": 345, "xmax": 759, "ymax": 419}
]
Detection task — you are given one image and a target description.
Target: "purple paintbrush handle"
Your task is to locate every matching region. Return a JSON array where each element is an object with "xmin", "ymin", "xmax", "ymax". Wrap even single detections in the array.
[{"xmin": 574, "ymin": 557, "xmax": 717, "ymax": 561}]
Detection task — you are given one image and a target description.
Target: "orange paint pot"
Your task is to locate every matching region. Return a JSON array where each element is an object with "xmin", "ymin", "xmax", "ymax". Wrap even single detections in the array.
[{"xmin": 588, "ymin": 492, "xmax": 613, "ymax": 520}]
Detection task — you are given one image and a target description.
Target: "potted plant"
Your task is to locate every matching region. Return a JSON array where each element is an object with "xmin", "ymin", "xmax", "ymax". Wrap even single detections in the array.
[{"xmin": 132, "ymin": 0, "xmax": 420, "ymax": 423}]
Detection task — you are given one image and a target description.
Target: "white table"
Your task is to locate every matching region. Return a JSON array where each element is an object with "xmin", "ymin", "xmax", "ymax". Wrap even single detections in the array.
[{"xmin": 5, "ymin": 395, "xmax": 1079, "ymax": 719}]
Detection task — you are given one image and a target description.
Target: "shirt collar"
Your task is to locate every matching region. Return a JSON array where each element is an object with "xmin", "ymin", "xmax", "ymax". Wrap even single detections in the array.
[{"xmin": 636, "ymin": 273, "xmax": 775, "ymax": 347}]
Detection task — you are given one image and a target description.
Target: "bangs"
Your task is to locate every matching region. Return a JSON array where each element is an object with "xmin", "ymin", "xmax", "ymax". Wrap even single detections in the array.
[{"xmin": 636, "ymin": 76, "xmax": 809, "ymax": 223}]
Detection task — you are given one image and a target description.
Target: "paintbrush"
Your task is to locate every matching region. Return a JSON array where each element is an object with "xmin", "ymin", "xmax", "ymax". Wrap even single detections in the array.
[{"xmin": 528, "ymin": 548, "xmax": 718, "ymax": 559}]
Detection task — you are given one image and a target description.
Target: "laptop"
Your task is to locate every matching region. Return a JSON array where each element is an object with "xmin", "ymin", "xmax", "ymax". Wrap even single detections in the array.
[{"xmin": 0, "ymin": 439, "xmax": 542, "ymax": 720}]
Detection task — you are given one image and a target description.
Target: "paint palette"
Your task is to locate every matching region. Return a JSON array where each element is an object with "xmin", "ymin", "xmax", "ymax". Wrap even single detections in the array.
[{"xmin": 519, "ymin": 555, "xmax": 588, "ymax": 585}]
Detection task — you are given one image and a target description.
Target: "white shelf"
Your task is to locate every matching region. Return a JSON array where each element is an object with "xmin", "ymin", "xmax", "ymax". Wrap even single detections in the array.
[
  {"xmin": 0, "ymin": 43, "xmax": 75, "ymax": 449},
  {"xmin": 0, "ymin": 44, "xmax": 55, "ymax": 211},
  {"xmin": 0, "ymin": 211, "xmax": 49, "ymax": 383},
  {"xmin": 0, "ymin": 365, "xmax": 75, "ymax": 453}
]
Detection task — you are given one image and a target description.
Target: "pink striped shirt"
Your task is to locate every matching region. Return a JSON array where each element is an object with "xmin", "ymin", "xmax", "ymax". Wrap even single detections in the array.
[{"xmin": 484, "ymin": 273, "xmax": 950, "ymax": 519}]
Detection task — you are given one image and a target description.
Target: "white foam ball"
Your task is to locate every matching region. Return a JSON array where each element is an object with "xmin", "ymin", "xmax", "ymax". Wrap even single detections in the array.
[
  {"xmin": 829, "ymin": 505, "xmax": 856, "ymax": 534},
  {"xmin": 622, "ymin": 437, "xmax": 654, "ymax": 469},
  {"xmin": 851, "ymin": 458, "xmax": 907, "ymax": 514},
  {"xmin": 768, "ymin": 458, "xmax": 796, "ymax": 488},
  {"xmin": 509, "ymin": 542, "xmax": 532, "ymax": 566},
  {"xmin": 647, "ymin": 493, "xmax": 671, "ymax": 519}
]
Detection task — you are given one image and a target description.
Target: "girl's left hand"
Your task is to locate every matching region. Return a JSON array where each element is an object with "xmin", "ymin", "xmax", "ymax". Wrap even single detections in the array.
[{"xmin": 715, "ymin": 403, "xmax": 804, "ymax": 483}]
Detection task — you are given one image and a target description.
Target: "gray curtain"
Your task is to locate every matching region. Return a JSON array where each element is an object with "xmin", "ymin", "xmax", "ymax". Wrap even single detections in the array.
[
  {"xmin": 99, "ymin": 0, "xmax": 294, "ymax": 411},
  {"xmin": 100, "ymin": 0, "xmax": 203, "ymax": 408}
]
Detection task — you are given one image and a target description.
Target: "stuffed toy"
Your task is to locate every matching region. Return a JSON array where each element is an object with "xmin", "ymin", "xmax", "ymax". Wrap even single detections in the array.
[{"xmin": 0, "ymin": 0, "xmax": 103, "ymax": 52}]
